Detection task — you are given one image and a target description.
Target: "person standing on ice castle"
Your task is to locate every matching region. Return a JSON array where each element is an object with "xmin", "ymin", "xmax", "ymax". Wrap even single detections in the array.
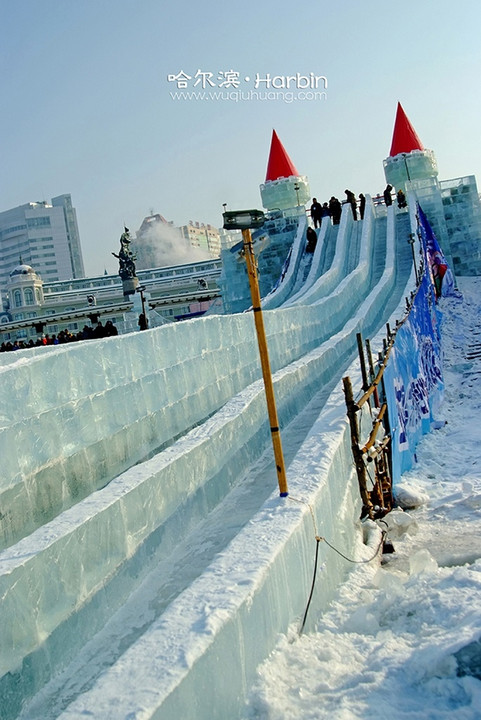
[
  {"xmin": 310, "ymin": 198, "xmax": 322, "ymax": 228},
  {"xmin": 384, "ymin": 184, "xmax": 393, "ymax": 206},
  {"xmin": 329, "ymin": 196, "xmax": 342, "ymax": 224},
  {"xmin": 397, "ymin": 189, "xmax": 407, "ymax": 208},
  {"xmin": 359, "ymin": 193, "xmax": 366, "ymax": 220},
  {"xmin": 344, "ymin": 189, "xmax": 357, "ymax": 220}
]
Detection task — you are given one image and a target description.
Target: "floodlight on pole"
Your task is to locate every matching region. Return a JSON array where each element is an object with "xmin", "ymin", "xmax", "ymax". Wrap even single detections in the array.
[
  {"xmin": 223, "ymin": 209, "xmax": 288, "ymax": 497},
  {"xmin": 222, "ymin": 209, "xmax": 266, "ymax": 230}
]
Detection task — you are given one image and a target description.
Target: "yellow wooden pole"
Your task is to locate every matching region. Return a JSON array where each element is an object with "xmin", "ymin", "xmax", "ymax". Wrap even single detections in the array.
[{"xmin": 242, "ymin": 228, "xmax": 288, "ymax": 497}]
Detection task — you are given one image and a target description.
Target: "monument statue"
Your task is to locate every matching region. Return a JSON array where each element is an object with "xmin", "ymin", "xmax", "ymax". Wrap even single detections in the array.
[
  {"xmin": 112, "ymin": 227, "xmax": 137, "ymax": 280},
  {"xmin": 113, "ymin": 226, "xmax": 139, "ymax": 297}
]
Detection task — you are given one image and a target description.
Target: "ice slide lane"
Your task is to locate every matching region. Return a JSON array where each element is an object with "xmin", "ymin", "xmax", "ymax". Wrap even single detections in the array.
[
  {"xmin": 284, "ymin": 202, "xmax": 368, "ymax": 309},
  {"xmin": 283, "ymin": 218, "xmax": 339, "ymax": 307},
  {"xmin": 260, "ymin": 213, "xmax": 309, "ymax": 310},
  {"xmin": 1, "ymin": 205, "xmax": 414, "ymax": 719},
  {"xmin": 262, "ymin": 204, "xmax": 356, "ymax": 312}
]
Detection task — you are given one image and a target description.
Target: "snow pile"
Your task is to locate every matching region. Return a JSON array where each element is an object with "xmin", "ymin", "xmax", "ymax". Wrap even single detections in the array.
[{"xmin": 246, "ymin": 277, "xmax": 481, "ymax": 719}]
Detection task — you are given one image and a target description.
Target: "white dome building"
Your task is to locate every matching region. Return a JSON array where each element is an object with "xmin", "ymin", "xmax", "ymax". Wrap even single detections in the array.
[{"xmin": 7, "ymin": 263, "xmax": 44, "ymax": 318}]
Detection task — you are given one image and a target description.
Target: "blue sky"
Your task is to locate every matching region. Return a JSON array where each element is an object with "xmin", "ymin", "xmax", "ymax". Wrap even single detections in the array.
[{"xmin": 2, "ymin": 0, "xmax": 480, "ymax": 276}]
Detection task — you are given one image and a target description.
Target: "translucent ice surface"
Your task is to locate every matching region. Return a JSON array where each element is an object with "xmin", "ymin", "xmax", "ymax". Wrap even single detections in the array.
[{"xmin": 0, "ymin": 198, "xmax": 418, "ymax": 719}]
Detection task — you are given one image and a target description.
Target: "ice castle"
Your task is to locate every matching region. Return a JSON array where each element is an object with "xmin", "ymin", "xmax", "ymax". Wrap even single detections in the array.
[
  {"xmin": 0, "ymin": 103, "xmax": 480, "ymax": 720},
  {"xmin": 220, "ymin": 103, "xmax": 481, "ymax": 315}
]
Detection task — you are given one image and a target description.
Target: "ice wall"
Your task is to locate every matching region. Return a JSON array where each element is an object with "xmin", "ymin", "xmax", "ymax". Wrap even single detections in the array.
[
  {"xmin": 218, "ymin": 214, "xmax": 303, "ymax": 313},
  {"xmin": 441, "ymin": 175, "xmax": 481, "ymax": 276},
  {"xmin": 0, "ymin": 318, "xmax": 257, "ymax": 549},
  {"xmin": 260, "ymin": 175, "xmax": 311, "ymax": 212}
]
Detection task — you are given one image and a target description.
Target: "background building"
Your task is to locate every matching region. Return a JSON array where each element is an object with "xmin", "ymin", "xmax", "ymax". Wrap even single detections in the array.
[
  {"xmin": 0, "ymin": 197, "xmax": 225, "ymax": 346},
  {"xmin": 0, "ymin": 194, "xmax": 85, "ymax": 291},
  {"xmin": 134, "ymin": 214, "xmax": 221, "ymax": 271},
  {"xmin": 0, "ymin": 258, "xmax": 222, "ymax": 347},
  {"xmin": 134, "ymin": 214, "xmax": 180, "ymax": 270},
  {"xmin": 179, "ymin": 221, "xmax": 221, "ymax": 257},
  {"xmin": 52, "ymin": 193, "xmax": 85, "ymax": 278}
]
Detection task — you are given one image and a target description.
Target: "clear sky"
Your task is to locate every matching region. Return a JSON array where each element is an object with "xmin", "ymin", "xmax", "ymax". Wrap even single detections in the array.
[{"xmin": 2, "ymin": 0, "xmax": 481, "ymax": 276}]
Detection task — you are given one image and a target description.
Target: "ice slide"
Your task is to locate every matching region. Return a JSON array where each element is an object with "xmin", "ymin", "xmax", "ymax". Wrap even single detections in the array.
[
  {"xmin": 259, "ymin": 214, "xmax": 310, "ymax": 310},
  {"xmin": 0, "ymin": 200, "xmax": 415, "ymax": 719},
  {"xmin": 263, "ymin": 199, "xmax": 372, "ymax": 312},
  {"xmin": 283, "ymin": 217, "xmax": 338, "ymax": 306},
  {"xmin": 261, "ymin": 210, "xmax": 340, "ymax": 311}
]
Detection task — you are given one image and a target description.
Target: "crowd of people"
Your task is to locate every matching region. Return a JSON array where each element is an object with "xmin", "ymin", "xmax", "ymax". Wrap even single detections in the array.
[
  {"xmin": 0, "ymin": 319, "xmax": 119, "ymax": 353},
  {"xmin": 309, "ymin": 185, "xmax": 407, "ymax": 229},
  {"xmin": 309, "ymin": 196, "xmax": 343, "ymax": 227}
]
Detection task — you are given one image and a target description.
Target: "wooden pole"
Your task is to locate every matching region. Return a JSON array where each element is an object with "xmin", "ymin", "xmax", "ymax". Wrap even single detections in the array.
[
  {"xmin": 342, "ymin": 376, "xmax": 374, "ymax": 518},
  {"xmin": 365, "ymin": 338, "xmax": 380, "ymax": 408},
  {"xmin": 377, "ymin": 353, "xmax": 393, "ymax": 482},
  {"xmin": 242, "ymin": 228, "xmax": 288, "ymax": 497},
  {"xmin": 356, "ymin": 332, "xmax": 369, "ymax": 392},
  {"xmin": 360, "ymin": 402, "xmax": 387, "ymax": 454}
]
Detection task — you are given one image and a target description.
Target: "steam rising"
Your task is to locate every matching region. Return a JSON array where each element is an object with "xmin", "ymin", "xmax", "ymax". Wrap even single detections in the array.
[{"xmin": 134, "ymin": 217, "xmax": 212, "ymax": 270}]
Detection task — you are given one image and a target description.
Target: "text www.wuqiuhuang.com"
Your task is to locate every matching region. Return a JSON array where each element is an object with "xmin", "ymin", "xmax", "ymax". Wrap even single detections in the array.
[{"xmin": 169, "ymin": 89, "xmax": 327, "ymax": 103}]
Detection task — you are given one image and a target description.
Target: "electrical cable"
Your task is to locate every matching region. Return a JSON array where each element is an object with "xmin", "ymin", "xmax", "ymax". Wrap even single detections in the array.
[
  {"xmin": 320, "ymin": 532, "xmax": 386, "ymax": 564},
  {"xmin": 298, "ymin": 536, "xmax": 320, "ymax": 636},
  {"xmin": 291, "ymin": 495, "xmax": 386, "ymax": 636}
]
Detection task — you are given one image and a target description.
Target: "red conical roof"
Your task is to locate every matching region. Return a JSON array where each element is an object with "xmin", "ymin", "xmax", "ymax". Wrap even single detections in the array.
[
  {"xmin": 389, "ymin": 102, "xmax": 424, "ymax": 157},
  {"xmin": 265, "ymin": 130, "xmax": 300, "ymax": 182}
]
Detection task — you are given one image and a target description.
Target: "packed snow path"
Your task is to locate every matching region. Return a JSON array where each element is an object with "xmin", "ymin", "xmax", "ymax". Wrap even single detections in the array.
[
  {"xmin": 0, "ymin": 198, "xmax": 416, "ymax": 719},
  {"xmin": 245, "ymin": 277, "xmax": 481, "ymax": 720}
]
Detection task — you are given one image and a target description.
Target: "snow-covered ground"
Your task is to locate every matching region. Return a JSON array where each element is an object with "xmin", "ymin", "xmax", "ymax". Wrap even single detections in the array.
[{"xmin": 245, "ymin": 276, "xmax": 481, "ymax": 720}]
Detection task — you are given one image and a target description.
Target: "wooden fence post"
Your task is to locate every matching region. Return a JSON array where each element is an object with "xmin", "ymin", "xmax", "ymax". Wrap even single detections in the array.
[{"xmin": 342, "ymin": 376, "xmax": 374, "ymax": 519}]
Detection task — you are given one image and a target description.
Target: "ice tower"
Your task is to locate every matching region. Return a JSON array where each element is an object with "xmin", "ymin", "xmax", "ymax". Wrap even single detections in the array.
[
  {"xmin": 260, "ymin": 130, "xmax": 310, "ymax": 216},
  {"xmin": 383, "ymin": 102, "xmax": 450, "ymax": 257},
  {"xmin": 218, "ymin": 131, "xmax": 307, "ymax": 312},
  {"xmin": 383, "ymin": 102, "xmax": 437, "ymax": 187}
]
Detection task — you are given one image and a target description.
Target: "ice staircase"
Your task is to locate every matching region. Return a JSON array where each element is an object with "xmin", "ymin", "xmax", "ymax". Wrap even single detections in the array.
[{"xmin": 0, "ymin": 198, "xmax": 415, "ymax": 720}]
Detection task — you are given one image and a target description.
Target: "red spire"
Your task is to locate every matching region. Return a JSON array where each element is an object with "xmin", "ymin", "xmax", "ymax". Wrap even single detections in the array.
[
  {"xmin": 389, "ymin": 102, "xmax": 424, "ymax": 157},
  {"xmin": 265, "ymin": 130, "xmax": 300, "ymax": 182}
]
